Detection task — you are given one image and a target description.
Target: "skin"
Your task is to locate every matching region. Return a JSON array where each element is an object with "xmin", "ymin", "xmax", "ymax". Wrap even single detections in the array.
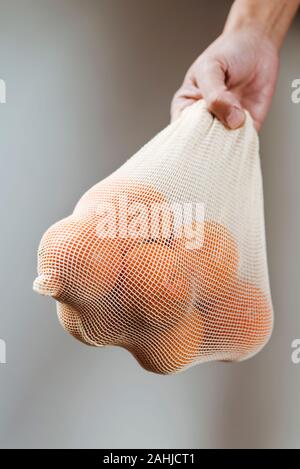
[{"xmin": 171, "ymin": 0, "xmax": 300, "ymax": 131}]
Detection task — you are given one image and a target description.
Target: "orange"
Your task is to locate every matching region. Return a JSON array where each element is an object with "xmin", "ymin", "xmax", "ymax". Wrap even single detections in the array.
[
  {"xmin": 57, "ymin": 298, "xmax": 125, "ymax": 347},
  {"xmin": 121, "ymin": 243, "xmax": 191, "ymax": 328},
  {"xmin": 34, "ymin": 214, "xmax": 124, "ymax": 302},
  {"xmin": 57, "ymin": 302, "xmax": 91, "ymax": 345},
  {"xmin": 126, "ymin": 308, "xmax": 204, "ymax": 374},
  {"xmin": 200, "ymin": 279, "xmax": 272, "ymax": 360},
  {"xmin": 174, "ymin": 221, "xmax": 238, "ymax": 304},
  {"xmin": 74, "ymin": 179, "xmax": 174, "ymax": 250},
  {"xmin": 232, "ymin": 279, "xmax": 272, "ymax": 353}
]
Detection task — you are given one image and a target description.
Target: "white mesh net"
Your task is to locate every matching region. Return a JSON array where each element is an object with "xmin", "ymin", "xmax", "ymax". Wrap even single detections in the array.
[{"xmin": 33, "ymin": 100, "xmax": 273, "ymax": 374}]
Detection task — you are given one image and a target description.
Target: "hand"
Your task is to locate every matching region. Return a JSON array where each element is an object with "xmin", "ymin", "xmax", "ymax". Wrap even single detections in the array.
[{"xmin": 171, "ymin": 25, "xmax": 279, "ymax": 131}]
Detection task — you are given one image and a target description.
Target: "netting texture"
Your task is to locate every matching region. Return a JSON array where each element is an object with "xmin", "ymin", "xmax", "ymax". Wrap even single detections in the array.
[{"xmin": 33, "ymin": 101, "xmax": 273, "ymax": 374}]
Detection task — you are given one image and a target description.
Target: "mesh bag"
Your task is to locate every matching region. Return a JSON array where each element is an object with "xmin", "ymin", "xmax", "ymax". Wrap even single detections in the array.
[{"xmin": 33, "ymin": 100, "xmax": 273, "ymax": 374}]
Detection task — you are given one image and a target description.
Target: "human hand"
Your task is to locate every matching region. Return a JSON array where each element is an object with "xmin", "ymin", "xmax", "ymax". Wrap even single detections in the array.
[
  {"xmin": 171, "ymin": 0, "xmax": 300, "ymax": 131},
  {"xmin": 171, "ymin": 26, "xmax": 279, "ymax": 131}
]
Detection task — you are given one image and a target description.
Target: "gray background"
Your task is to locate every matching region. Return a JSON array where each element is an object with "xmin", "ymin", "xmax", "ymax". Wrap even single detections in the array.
[{"xmin": 0, "ymin": 0, "xmax": 299, "ymax": 448}]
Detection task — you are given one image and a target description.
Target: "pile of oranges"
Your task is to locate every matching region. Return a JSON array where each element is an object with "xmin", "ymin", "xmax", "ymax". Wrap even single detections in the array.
[{"xmin": 35, "ymin": 181, "xmax": 272, "ymax": 374}]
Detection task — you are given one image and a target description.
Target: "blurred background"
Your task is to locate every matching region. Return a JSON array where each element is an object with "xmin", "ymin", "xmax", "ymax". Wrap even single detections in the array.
[{"xmin": 0, "ymin": 0, "xmax": 299, "ymax": 449}]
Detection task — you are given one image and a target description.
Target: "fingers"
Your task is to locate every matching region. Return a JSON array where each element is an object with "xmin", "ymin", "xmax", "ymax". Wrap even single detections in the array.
[
  {"xmin": 170, "ymin": 84, "xmax": 202, "ymax": 122},
  {"xmin": 196, "ymin": 60, "xmax": 246, "ymax": 129},
  {"xmin": 171, "ymin": 59, "xmax": 246, "ymax": 129},
  {"xmin": 207, "ymin": 93, "xmax": 245, "ymax": 129}
]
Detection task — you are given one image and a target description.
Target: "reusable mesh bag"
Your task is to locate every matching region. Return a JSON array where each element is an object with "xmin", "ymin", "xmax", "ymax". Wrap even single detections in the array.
[{"xmin": 33, "ymin": 100, "xmax": 273, "ymax": 374}]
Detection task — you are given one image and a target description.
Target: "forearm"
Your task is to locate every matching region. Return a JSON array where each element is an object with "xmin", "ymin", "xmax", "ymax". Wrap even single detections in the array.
[{"xmin": 225, "ymin": 0, "xmax": 300, "ymax": 48}]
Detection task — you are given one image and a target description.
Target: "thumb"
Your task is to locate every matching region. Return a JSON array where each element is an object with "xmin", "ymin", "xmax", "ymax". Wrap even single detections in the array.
[{"xmin": 197, "ymin": 60, "xmax": 245, "ymax": 129}]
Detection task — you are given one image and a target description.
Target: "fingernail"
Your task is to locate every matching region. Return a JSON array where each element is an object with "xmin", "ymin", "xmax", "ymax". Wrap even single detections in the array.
[{"xmin": 226, "ymin": 107, "xmax": 245, "ymax": 129}]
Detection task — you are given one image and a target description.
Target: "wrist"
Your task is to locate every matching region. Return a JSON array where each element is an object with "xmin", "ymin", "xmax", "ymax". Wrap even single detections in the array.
[{"xmin": 224, "ymin": 0, "xmax": 300, "ymax": 49}]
